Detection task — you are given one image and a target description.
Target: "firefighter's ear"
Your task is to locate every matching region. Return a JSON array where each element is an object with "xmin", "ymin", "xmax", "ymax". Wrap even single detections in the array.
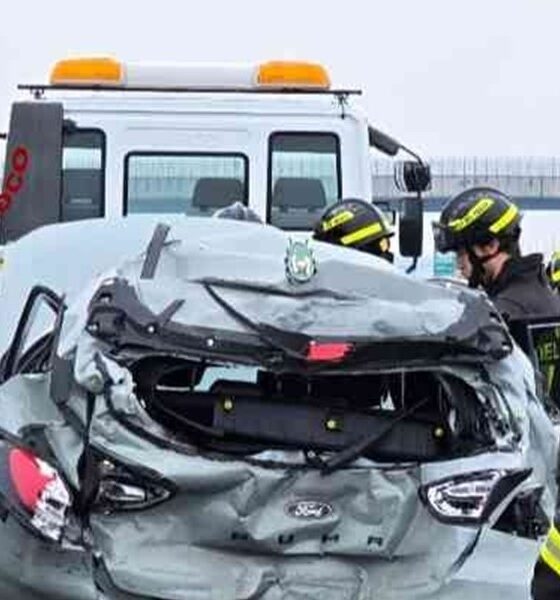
[{"xmin": 473, "ymin": 239, "xmax": 500, "ymax": 258}]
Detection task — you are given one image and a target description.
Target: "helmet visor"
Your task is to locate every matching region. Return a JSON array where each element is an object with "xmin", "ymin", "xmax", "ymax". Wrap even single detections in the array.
[{"xmin": 432, "ymin": 222, "xmax": 459, "ymax": 253}]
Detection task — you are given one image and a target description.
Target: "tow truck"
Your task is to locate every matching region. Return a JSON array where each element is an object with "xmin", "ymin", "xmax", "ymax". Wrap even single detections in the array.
[{"xmin": 0, "ymin": 57, "xmax": 430, "ymax": 254}]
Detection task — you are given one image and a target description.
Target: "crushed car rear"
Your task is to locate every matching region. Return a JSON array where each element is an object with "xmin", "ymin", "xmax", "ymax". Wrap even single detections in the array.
[{"xmin": 0, "ymin": 217, "xmax": 556, "ymax": 599}]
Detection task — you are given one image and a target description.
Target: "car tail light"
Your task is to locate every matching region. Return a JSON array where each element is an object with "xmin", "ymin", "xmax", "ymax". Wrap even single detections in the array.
[
  {"xmin": 8, "ymin": 448, "xmax": 71, "ymax": 541},
  {"xmin": 95, "ymin": 460, "xmax": 172, "ymax": 512},
  {"xmin": 306, "ymin": 341, "xmax": 353, "ymax": 362},
  {"xmin": 419, "ymin": 469, "xmax": 531, "ymax": 525}
]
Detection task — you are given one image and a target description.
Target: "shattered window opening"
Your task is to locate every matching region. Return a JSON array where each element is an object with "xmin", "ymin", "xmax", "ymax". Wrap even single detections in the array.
[{"xmin": 129, "ymin": 356, "xmax": 494, "ymax": 464}]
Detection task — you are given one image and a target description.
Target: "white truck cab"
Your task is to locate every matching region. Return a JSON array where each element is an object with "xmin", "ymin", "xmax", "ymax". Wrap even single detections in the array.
[{"xmin": 0, "ymin": 57, "xmax": 429, "ymax": 251}]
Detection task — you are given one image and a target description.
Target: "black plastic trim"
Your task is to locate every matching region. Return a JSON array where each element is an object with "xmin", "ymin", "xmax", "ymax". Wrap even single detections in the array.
[
  {"xmin": 20, "ymin": 84, "xmax": 362, "ymax": 96},
  {"xmin": 140, "ymin": 223, "xmax": 170, "ymax": 279},
  {"xmin": 0, "ymin": 285, "xmax": 64, "ymax": 382}
]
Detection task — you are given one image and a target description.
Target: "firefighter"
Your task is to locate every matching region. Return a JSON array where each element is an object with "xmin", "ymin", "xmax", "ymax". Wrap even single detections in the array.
[
  {"xmin": 433, "ymin": 186, "xmax": 560, "ymax": 598},
  {"xmin": 433, "ymin": 186, "xmax": 560, "ymax": 320},
  {"xmin": 533, "ymin": 250, "xmax": 560, "ymax": 600},
  {"xmin": 312, "ymin": 198, "xmax": 394, "ymax": 263}
]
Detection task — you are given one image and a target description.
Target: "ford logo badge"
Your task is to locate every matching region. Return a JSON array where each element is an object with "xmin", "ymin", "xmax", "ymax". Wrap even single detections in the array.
[{"xmin": 285, "ymin": 500, "xmax": 334, "ymax": 520}]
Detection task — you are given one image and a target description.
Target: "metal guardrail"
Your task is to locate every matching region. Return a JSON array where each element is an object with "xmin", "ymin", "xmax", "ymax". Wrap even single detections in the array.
[{"xmin": 372, "ymin": 157, "xmax": 560, "ymax": 200}]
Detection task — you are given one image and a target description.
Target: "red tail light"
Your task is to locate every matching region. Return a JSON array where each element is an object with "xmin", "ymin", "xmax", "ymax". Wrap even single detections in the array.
[
  {"xmin": 7, "ymin": 448, "xmax": 71, "ymax": 541},
  {"xmin": 306, "ymin": 341, "xmax": 353, "ymax": 362},
  {"xmin": 8, "ymin": 448, "xmax": 54, "ymax": 511}
]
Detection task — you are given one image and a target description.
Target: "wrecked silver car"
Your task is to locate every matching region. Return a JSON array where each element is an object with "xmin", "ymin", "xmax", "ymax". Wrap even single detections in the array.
[{"xmin": 0, "ymin": 217, "xmax": 556, "ymax": 599}]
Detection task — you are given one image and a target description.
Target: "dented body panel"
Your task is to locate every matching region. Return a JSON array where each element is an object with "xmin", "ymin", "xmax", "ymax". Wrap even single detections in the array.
[{"xmin": 0, "ymin": 218, "xmax": 556, "ymax": 599}]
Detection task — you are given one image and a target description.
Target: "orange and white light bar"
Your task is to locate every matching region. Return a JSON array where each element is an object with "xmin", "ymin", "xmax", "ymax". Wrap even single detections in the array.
[{"xmin": 50, "ymin": 57, "xmax": 331, "ymax": 90}]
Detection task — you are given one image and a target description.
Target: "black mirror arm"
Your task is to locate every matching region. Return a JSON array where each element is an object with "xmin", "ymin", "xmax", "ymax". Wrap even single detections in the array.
[
  {"xmin": 368, "ymin": 126, "xmax": 400, "ymax": 157},
  {"xmin": 406, "ymin": 256, "xmax": 418, "ymax": 274},
  {"xmin": 399, "ymin": 143, "xmax": 424, "ymax": 165}
]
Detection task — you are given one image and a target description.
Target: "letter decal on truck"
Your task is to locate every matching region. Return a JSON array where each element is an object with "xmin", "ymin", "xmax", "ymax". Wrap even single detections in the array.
[{"xmin": 0, "ymin": 146, "xmax": 29, "ymax": 214}]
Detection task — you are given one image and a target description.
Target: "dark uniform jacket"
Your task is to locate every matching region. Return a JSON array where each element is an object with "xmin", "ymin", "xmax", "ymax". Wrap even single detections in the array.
[
  {"xmin": 488, "ymin": 256, "xmax": 560, "ymax": 599},
  {"xmin": 484, "ymin": 253, "xmax": 560, "ymax": 321}
]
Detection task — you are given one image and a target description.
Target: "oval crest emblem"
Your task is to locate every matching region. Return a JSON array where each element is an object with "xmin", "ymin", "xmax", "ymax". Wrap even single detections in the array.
[
  {"xmin": 285, "ymin": 239, "xmax": 317, "ymax": 284},
  {"xmin": 285, "ymin": 499, "xmax": 334, "ymax": 520}
]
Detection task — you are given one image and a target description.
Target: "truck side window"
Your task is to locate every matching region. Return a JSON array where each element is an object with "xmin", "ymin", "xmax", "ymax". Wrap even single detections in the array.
[
  {"xmin": 268, "ymin": 132, "xmax": 341, "ymax": 230},
  {"xmin": 125, "ymin": 153, "xmax": 249, "ymax": 215},
  {"xmin": 61, "ymin": 129, "xmax": 105, "ymax": 221}
]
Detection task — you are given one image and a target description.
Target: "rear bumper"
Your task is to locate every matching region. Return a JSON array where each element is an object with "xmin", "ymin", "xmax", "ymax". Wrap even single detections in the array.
[{"xmin": 0, "ymin": 515, "xmax": 539, "ymax": 600}]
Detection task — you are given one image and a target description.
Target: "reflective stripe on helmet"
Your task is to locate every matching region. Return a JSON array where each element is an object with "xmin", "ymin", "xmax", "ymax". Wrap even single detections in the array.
[
  {"xmin": 551, "ymin": 251, "xmax": 560, "ymax": 282},
  {"xmin": 550, "ymin": 251, "xmax": 560, "ymax": 283},
  {"xmin": 340, "ymin": 222, "xmax": 383, "ymax": 246},
  {"xmin": 321, "ymin": 210, "xmax": 354, "ymax": 232},
  {"xmin": 540, "ymin": 524, "xmax": 560, "ymax": 576},
  {"xmin": 448, "ymin": 198, "xmax": 494, "ymax": 232},
  {"xmin": 489, "ymin": 204, "xmax": 519, "ymax": 234}
]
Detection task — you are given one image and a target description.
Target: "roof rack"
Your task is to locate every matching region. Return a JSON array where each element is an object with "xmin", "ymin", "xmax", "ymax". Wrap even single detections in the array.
[{"xmin": 18, "ymin": 84, "xmax": 362, "ymax": 97}]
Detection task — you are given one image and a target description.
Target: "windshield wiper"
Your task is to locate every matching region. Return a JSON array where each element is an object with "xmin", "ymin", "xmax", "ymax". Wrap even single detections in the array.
[{"xmin": 321, "ymin": 398, "xmax": 429, "ymax": 474}]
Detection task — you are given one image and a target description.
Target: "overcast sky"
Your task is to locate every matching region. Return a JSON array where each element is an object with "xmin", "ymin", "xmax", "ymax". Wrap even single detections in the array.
[{"xmin": 1, "ymin": 0, "xmax": 560, "ymax": 156}]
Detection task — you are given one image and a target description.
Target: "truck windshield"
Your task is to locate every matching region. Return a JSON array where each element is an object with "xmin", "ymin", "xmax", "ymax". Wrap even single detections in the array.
[
  {"xmin": 125, "ymin": 153, "xmax": 249, "ymax": 216},
  {"xmin": 268, "ymin": 132, "xmax": 341, "ymax": 230}
]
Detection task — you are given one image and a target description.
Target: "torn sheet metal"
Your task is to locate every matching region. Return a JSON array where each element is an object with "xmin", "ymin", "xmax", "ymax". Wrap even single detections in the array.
[{"xmin": 0, "ymin": 218, "xmax": 555, "ymax": 599}]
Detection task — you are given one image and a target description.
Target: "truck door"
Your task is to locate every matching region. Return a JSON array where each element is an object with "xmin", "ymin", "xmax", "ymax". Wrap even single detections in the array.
[
  {"xmin": 1, "ymin": 103, "xmax": 105, "ymax": 242},
  {"xmin": 1, "ymin": 102, "xmax": 63, "ymax": 242}
]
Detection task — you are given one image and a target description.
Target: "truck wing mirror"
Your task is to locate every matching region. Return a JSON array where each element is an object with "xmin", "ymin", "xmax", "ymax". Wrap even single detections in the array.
[
  {"xmin": 395, "ymin": 161, "xmax": 431, "ymax": 193},
  {"xmin": 368, "ymin": 125, "xmax": 430, "ymax": 271},
  {"xmin": 399, "ymin": 197, "xmax": 423, "ymax": 259}
]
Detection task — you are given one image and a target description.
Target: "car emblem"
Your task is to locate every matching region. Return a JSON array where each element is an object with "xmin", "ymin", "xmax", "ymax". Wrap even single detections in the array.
[
  {"xmin": 285, "ymin": 239, "xmax": 317, "ymax": 284},
  {"xmin": 285, "ymin": 500, "xmax": 334, "ymax": 520}
]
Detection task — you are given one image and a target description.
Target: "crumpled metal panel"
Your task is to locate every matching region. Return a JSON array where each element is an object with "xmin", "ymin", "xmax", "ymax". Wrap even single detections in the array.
[
  {"xmin": 0, "ymin": 518, "xmax": 96, "ymax": 600},
  {"xmin": 0, "ymin": 374, "xmax": 63, "ymax": 436},
  {"xmin": 0, "ymin": 218, "xmax": 555, "ymax": 598},
  {"xmin": 88, "ymin": 454, "xmax": 480, "ymax": 599},
  {"xmin": 52, "ymin": 218, "xmax": 506, "ymax": 359},
  {"xmin": 54, "ymin": 357, "xmax": 496, "ymax": 597},
  {"xmin": 0, "ymin": 346, "xmax": 548, "ymax": 598}
]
